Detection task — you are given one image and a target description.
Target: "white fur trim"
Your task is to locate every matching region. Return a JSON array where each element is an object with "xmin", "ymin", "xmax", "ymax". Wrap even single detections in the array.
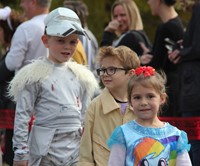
[
  {"xmin": 67, "ymin": 61, "xmax": 99, "ymax": 98},
  {"xmin": 8, "ymin": 59, "xmax": 99, "ymax": 101},
  {"xmin": 8, "ymin": 59, "xmax": 54, "ymax": 101}
]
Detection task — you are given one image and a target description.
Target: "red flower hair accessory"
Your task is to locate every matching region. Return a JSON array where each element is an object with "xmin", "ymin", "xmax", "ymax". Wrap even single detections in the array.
[{"xmin": 131, "ymin": 66, "xmax": 155, "ymax": 77}]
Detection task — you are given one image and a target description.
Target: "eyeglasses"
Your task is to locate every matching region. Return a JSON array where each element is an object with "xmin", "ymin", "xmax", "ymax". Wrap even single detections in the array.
[{"xmin": 96, "ymin": 67, "xmax": 127, "ymax": 76}]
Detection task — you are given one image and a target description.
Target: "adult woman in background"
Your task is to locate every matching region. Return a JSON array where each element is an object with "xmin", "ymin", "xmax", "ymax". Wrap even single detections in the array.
[
  {"xmin": 100, "ymin": 0, "xmax": 151, "ymax": 56},
  {"xmin": 140, "ymin": 0, "xmax": 184, "ymax": 117}
]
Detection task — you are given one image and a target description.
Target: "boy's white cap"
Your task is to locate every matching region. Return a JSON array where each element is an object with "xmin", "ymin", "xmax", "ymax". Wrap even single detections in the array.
[{"xmin": 44, "ymin": 7, "xmax": 89, "ymax": 38}]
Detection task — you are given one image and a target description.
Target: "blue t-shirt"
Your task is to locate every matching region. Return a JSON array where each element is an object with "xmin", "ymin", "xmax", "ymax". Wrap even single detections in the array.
[{"xmin": 107, "ymin": 120, "xmax": 190, "ymax": 166}]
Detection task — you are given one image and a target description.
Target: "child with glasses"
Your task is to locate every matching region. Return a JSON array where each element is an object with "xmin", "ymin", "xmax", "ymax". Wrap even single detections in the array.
[
  {"xmin": 107, "ymin": 66, "xmax": 192, "ymax": 166},
  {"xmin": 77, "ymin": 45, "xmax": 140, "ymax": 166}
]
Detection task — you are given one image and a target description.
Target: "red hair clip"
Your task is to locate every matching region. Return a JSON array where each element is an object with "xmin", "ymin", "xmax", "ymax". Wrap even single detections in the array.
[{"xmin": 132, "ymin": 66, "xmax": 155, "ymax": 77}]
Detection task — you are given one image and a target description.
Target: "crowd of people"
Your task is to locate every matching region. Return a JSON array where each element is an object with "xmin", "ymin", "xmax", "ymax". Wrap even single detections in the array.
[{"xmin": 0, "ymin": 0, "xmax": 199, "ymax": 165}]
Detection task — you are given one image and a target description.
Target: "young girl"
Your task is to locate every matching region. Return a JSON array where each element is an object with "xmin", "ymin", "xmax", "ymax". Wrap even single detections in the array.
[{"xmin": 107, "ymin": 66, "xmax": 192, "ymax": 166}]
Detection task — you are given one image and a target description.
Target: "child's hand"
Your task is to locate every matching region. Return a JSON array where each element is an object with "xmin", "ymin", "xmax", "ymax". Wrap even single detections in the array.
[{"xmin": 13, "ymin": 160, "xmax": 28, "ymax": 166}]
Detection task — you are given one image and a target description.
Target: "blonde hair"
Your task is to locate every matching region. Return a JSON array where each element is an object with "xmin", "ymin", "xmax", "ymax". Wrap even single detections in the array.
[
  {"xmin": 127, "ymin": 69, "xmax": 167, "ymax": 112},
  {"xmin": 97, "ymin": 45, "xmax": 140, "ymax": 71},
  {"xmin": 111, "ymin": 0, "xmax": 143, "ymax": 30}
]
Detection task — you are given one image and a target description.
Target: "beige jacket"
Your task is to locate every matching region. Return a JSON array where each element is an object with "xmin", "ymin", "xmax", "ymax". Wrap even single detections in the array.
[{"xmin": 77, "ymin": 88, "xmax": 136, "ymax": 166}]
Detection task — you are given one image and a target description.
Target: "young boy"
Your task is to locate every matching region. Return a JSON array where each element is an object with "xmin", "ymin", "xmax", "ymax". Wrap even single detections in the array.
[
  {"xmin": 8, "ymin": 7, "xmax": 98, "ymax": 166},
  {"xmin": 77, "ymin": 46, "xmax": 140, "ymax": 166}
]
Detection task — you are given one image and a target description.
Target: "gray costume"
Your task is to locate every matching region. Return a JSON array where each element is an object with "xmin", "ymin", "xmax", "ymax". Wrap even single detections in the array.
[{"xmin": 8, "ymin": 58, "xmax": 98, "ymax": 166}]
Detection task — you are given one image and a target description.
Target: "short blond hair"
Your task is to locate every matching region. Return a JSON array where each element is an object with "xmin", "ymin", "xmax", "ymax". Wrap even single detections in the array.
[{"xmin": 97, "ymin": 45, "xmax": 140, "ymax": 71}]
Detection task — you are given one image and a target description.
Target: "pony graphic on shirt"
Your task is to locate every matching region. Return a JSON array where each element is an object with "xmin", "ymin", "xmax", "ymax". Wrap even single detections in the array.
[{"xmin": 132, "ymin": 137, "xmax": 177, "ymax": 166}]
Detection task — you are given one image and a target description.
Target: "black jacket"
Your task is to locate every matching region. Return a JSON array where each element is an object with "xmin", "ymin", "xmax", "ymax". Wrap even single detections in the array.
[
  {"xmin": 100, "ymin": 30, "xmax": 151, "ymax": 56},
  {"xmin": 0, "ymin": 54, "xmax": 15, "ymax": 109},
  {"xmin": 179, "ymin": 2, "xmax": 200, "ymax": 114},
  {"xmin": 180, "ymin": 2, "xmax": 200, "ymax": 62}
]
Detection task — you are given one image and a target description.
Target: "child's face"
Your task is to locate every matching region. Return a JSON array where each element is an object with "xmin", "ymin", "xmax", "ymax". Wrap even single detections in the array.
[
  {"xmin": 130, "ymin": 84, "xmax": 166, "ymax": 124},
  {"xmin": 42, "ymin": 34, "xmax": 78, "ymax": 64},
  {"xmin": 99, "ymin": 56, "xmax": 131, "ymax": 92}
]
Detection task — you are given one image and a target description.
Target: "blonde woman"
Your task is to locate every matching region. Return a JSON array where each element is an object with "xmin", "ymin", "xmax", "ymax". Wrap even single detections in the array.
[{"xmin": 100, "ymin": 0, "xmax": 151, "ymax": 56}]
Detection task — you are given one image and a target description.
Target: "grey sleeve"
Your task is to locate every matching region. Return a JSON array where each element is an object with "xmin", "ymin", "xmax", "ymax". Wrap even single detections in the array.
[
  {"xmin": 79, "ymin": 88, "xmax": 92, "ymax": 127},
  {"xmin": 13, "ymin": 83, "xmax": 39, "ymax": 160}
]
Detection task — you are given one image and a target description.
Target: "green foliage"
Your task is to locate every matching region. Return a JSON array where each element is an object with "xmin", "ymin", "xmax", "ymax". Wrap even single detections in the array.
[
  {"xmin": 0, "ymin": 0, "xmax": 20, "ymax": 9},
  {"xmin": 84, "ymin": 0, "xmax": 113, "ymax": 44},
  {"xmin": 50, "ymin": 0, "xmax": 63, "ymax": 10}
]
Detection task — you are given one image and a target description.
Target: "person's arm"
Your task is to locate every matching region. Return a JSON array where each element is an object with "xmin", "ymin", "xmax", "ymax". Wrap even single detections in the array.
[
  {"xmin": 5, "ymin": 25, "xmax": 28, "ymax": 71},
  {"xmin": 100, "ymin": 31, "xmax": 116, "ymax": 47},
  {"xmin": 139, "ymin": 53, "xmax": 153, "ymax": 65},
  {"xmin": 180, "ymin": 2, "xmax": 200, "ymax": 61},
  {"xmin": 13, "ymin": 83, "xmax": 38, "ymax": 162},
  {"xmin": 168, "ymin": 49, "xmax": 181, "ymax": 64},
  {"xmin": 108, "ymin": 144, "xmax": 126, "ymax": 166},
  {"xmin": 176, "ymin": 130, "xmax": 192, "ymax": 166},
  {"xmin": 176, "ymin": 151, "xmax": 192, "ymax": 166},
  {"xmin": 0, "ymin": 56, "xmax": 14, "ymax": 83},
  {"xmin": 77, "ymin": 103, "xmax": 96, "ymax": 166},
  {"xmin": 100, "ymin": 19, "xmax": 120, "ymax": 47},
  {"xmin": 107, "ymin": 126, "xmax": 127, "ymax": 166}
]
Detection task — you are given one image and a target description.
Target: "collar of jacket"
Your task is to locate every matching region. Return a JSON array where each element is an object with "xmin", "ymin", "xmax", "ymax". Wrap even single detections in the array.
[{"xmin": 100, "ymin": 88, "xmax": 121, "ymax": 114}]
